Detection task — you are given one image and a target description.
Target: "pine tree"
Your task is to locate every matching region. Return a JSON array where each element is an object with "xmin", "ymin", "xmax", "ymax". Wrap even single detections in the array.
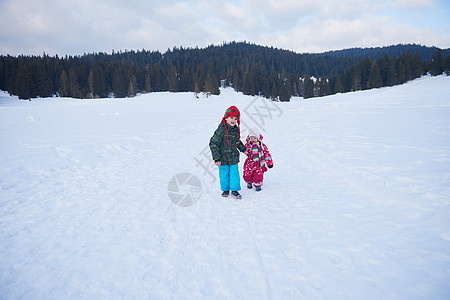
[
  {"xmin": 378, "ymin": 54, "xmax": 390, "ymax": 86},
  {"xmin": 410, "ymin": 52, "xmax": 424, "ymax": 80},
  {"xmin": 279, "ymin": 83, "xmax": 290, "ymax": 101},
  {"xmin": 68, "ymin": 68, "xmax": 82, "ymax": 98},
  {"xmin": 210, "ymin": 73, "xmax": 220, "ymax": 95},
  {"xmin": 144, "ymin": 73, "xmax": 151, "ymax": 94},
  {"xmin": 16, "ymin": 61, "xmax": 32, "ymax": 99},
  {"xmin": 194, "ymin": 81, "xmax": 200, "ymax": 98},
  {"xmin": 368, "ymin": 61, "xmax": 382, "ymax": 89},
  {"xmin": 0, "ymin": 57, "xmax": 5, "ymax": 91},
  {"xmin": 261, "ymin": 76, "xmax": 270, "ymax": 98},
  {"xmin": 445, "ymin": 54, "xmax": 450, "ymax": 75},
  {"xmin": 430, "ymin": 49, "xmax": 444, "ymax": 76},
  {"xmin": 352, "ymin": 67, "xmax": 361, "ymax": 91},
  {"xmin": 243, "ymin": 68, "xmax": 257, "ymax": 96},
  {"xmin": 386, "ymin": 58, "xmax": 397, "ymax": 86},
  {"xmin": 297, "ymin": 78, "xmax": 304, "ymax": 97},
  {"xmin": 179, "ymin": 65, "xmax": 193, "ymax": 92},
  {"xmin": 401, "ymin": 51, "xmax": 413, "ymax": 81},
  {"xmin": 35, "ymin": 60, "xmax": 53, "ymax": 98},
  {"xmin": 303, "ymin": 76, "xmax": 314, "ymax": 99},
  {"xmin": 314, "ymin": 80, "xmax": 320, "ymax": 97},
  {"xmin": 271, "ymin": 82, "xmax": 278, "ymax": 100},
  {"xmin": 167, "ymin": 65, "xmax": 178, "ymax": 92},
  {"xmin": 93, "ymin": 64, "xmax": 108, "ymax": 98},
  {"xmin": 359, "ymin": 58, "xmax": 372, "ymax": 90},
  {"xmin": 59, "ymin": 69, "xmax": 69, "ymax": 97},
  {"xmin": 232, "ymin": 68, "xmax": 241, "ymax": 92},
  {"xmin": 319, "ymin": 77, "xmax": 330, "ymax": 96},
  {"xmin": 87, "ymin": 68, "xmax": 94, "ymax": 98},
  {"xmin": 333, "ymin": 75, "xmax": 344, "ymax": 93},
  {"xmin": 343, "ymin": 67, "xmax": 354, "ymax": 92},
  {"xmin": 291, "ymin": 81, "xmax": 298, "ymax": 97},
  {"xmin": 112, "ymin": 66, "xmax": 127, "ymax": 98},
  {"xmin": 269, "ymin": 70, "xmax": 279, "ymax": 98},
  {"xmin": 203, "ymin": 73, "xmax": 219, "ymax": 97},
  {"xmin": 396, "ymin": 59, "xmax": 407, "ymax": 84},
  {"xmin": 128, "ymin": 74, "xmax": 137, "ymax": 97},
  {"xmin": 149, "ymin": 64, "xmax": 165, "ymax": 92}
]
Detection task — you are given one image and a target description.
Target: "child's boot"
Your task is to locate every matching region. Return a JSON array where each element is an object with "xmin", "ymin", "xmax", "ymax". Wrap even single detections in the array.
[
  {"xmin": 247, "ymin": 183, "xmax": 253, "ymax": 189},
  {"xmin": 255, "ymin": 187, "xmax": 262, "ymax": 192},
  {"xmin": 222, "ymin": 190, "xmax": 230, "ymax": 197},
  {"xmin": 231, "ymin": 191, "xmax": 242, "ymax": 199}
]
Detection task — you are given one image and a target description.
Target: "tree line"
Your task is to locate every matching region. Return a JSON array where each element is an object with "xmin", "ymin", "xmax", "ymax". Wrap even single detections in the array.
[{"xmin": 0, "ymin": 42, "xmax": 449, "ymax": 101}]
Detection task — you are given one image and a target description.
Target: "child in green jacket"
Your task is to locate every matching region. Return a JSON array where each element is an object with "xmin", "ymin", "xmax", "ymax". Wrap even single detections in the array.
[{"xmin": 209, "ymin": 106, "xmax": 247, "ymax": 199}]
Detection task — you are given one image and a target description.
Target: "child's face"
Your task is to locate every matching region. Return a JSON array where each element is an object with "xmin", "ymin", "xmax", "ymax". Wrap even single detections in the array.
[
  {"xmin": 249, "ymin": 136, "xmax": 258, "ymax": 143},
  {"xmin": 225, "ymin": 117, "xmax": 238, "ymax": 126}
]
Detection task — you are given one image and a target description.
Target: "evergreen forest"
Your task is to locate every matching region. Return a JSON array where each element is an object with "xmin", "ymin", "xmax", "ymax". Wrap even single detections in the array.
[{"xmin": 0, "ymin": 42, "xmax": 449, "ymax": 101}]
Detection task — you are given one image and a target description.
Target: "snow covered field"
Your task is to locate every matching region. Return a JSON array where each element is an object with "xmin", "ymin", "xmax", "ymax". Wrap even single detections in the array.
[{"xmin": 1, "ymin": 75, "xmax": 449, "ymax": 299}]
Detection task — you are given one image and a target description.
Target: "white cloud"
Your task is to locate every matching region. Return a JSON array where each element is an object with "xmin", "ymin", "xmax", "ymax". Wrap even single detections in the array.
[
  {"xmin": 0, "ymin": 0, "xmax": 448, "ymax": 56},
  {"xmin": 393, "ymin": 0, "xmax": 434, "ymax": 9},
  {"xmin": 264, "ymin": 14, "xmax": 450, "ymax": 53}
]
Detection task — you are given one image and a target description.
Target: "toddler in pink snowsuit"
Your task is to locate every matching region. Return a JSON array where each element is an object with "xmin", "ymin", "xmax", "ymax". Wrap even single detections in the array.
[{"xmin": 243, "ymin": 129, "xmax": 273, "ymax": 191}]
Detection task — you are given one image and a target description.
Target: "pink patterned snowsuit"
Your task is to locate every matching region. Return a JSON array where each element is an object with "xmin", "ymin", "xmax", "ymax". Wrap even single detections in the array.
[{"xmin": 243, "ymin": 133, "xmax": 273, "ymax": 188}]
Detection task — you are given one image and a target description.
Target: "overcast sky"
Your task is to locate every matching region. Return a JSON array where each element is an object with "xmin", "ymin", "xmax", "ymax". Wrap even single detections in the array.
[{"xmin": 1, "ymin": 0, "xmax": 449, "ymax": 56}]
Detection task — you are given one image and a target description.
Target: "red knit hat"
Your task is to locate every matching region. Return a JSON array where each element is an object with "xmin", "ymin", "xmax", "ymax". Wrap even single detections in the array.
[
  {"xmin": 222, "ymin": 106, "xmax": 241, "ymax": 146},
  {"xmin": 222, "ymin": 106, "xmax": 241, "ymax": 125}
]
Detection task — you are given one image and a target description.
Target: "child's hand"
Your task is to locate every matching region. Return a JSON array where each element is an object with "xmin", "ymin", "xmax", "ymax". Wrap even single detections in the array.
[{"xmin": 215, "ymin": 161, "xmax": 221, "ymax": 166}]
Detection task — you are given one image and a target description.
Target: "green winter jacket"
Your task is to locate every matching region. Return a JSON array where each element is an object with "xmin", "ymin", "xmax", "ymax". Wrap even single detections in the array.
[{"xmin": 210, "ymin": 121, "xmax": 247, "ymax": 165}]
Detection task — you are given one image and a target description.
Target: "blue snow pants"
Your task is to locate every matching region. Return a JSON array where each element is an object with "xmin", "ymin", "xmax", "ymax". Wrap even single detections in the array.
[{"xmin": 219, "ymin": 164, "xmax": 241, "ymax": 192}]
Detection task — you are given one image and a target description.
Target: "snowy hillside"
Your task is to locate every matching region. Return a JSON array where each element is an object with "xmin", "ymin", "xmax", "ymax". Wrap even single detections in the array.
[{"xmin": 1, "ymin": 76, "xmax": 449, "ymax": 299}]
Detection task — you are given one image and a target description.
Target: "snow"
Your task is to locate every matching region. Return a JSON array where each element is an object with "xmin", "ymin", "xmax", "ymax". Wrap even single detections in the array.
[{"xmin": 1, "ymin": 75, "xmax": 449, "ymax": 299}]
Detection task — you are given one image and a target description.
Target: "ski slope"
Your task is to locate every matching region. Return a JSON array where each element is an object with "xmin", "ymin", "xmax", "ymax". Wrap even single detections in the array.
[{"xmin": 1, "ymin": 75, "xmax": 449, "ymax": 299}]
